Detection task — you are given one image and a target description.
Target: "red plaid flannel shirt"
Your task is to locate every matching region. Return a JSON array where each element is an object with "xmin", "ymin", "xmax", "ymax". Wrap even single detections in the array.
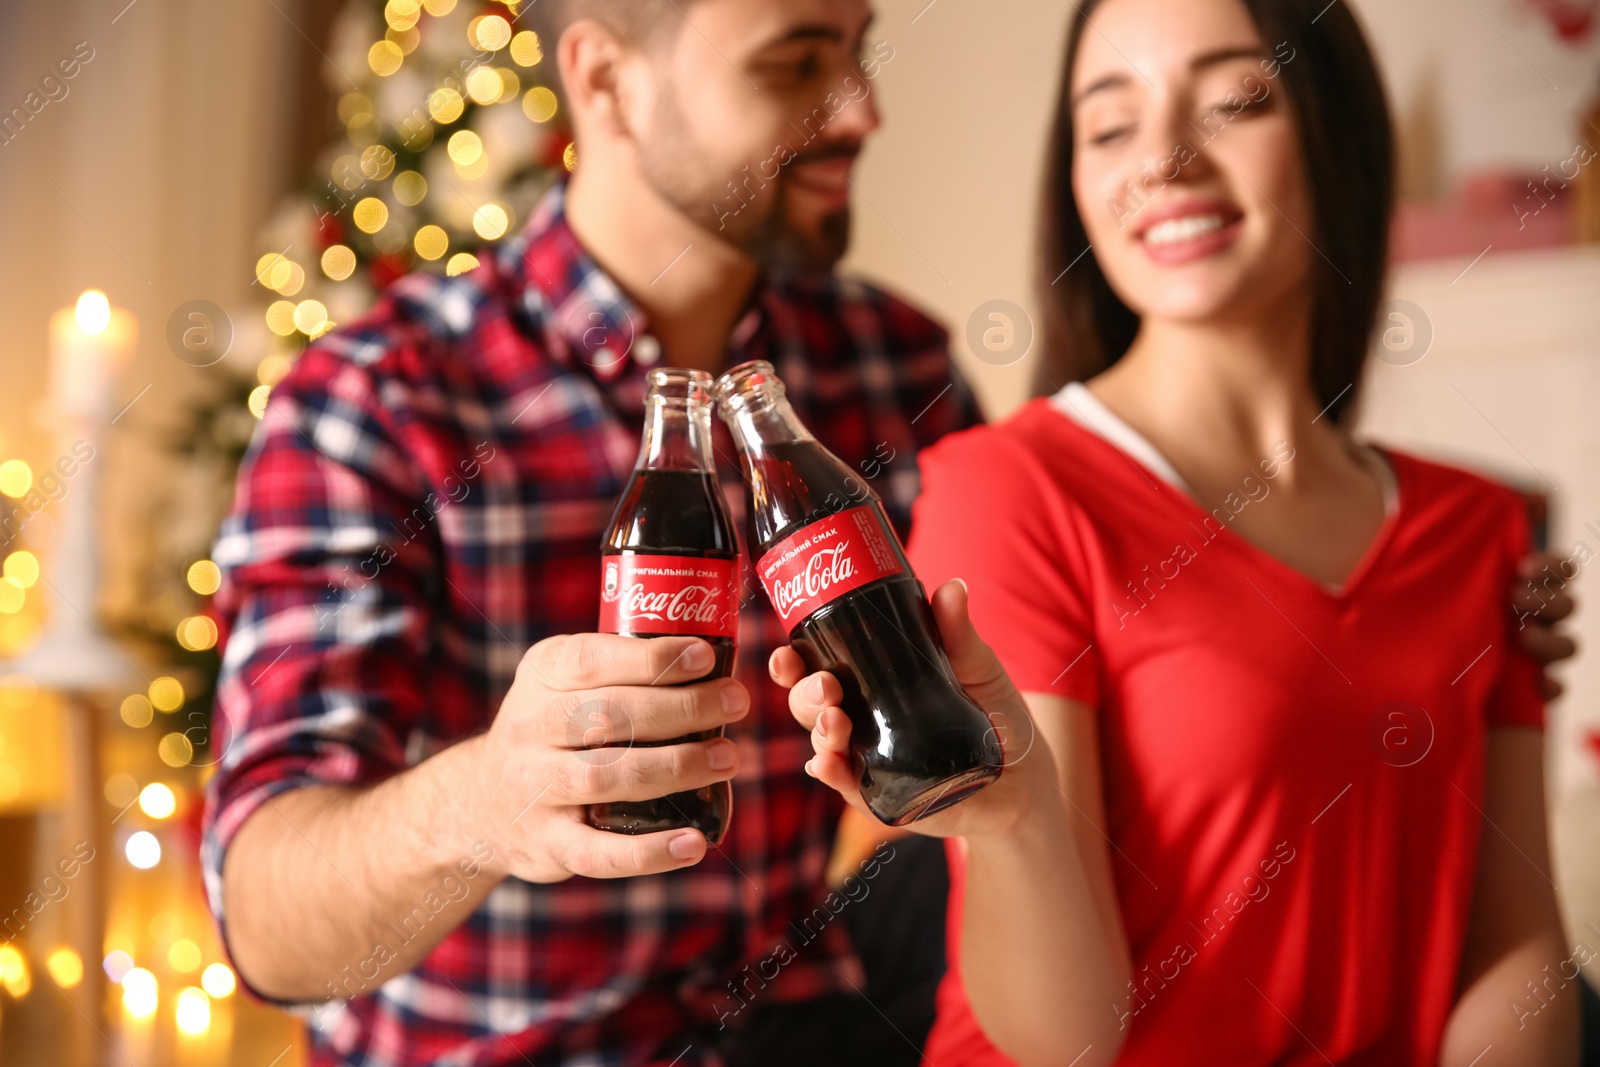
[{"xmin": 202, "ymin": 183, "xmax": 981, "ymax": 1066}]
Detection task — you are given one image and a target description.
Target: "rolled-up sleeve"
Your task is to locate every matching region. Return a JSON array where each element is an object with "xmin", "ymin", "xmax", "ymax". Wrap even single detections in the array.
[{"xmin": 200, "ymin": 341, "xmax": 438, "ymax": 991}]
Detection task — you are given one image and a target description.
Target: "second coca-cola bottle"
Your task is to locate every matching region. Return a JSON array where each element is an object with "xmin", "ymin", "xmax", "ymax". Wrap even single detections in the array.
[
  {"xmin": 590, "ymin": 368, "xmax": 737, "ymax": 845},
  {"xmin": 713, "ymin": 360, "xmax": 1002, "ymax": 826}
]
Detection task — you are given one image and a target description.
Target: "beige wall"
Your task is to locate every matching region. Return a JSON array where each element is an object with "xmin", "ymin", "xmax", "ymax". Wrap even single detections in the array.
[{"xmin": 842, "ymin": 0, "xmax": 1074, "ymax": 418}]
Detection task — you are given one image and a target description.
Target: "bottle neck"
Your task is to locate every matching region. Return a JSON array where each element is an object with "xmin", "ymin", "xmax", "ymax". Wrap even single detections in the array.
[
  {"xmin": 638, "ymin": 394, "xmax": 718, "ymax": 473},
  {"xmin": 714, "ymin": 362, "xmax": 814, "ymax": 455}
]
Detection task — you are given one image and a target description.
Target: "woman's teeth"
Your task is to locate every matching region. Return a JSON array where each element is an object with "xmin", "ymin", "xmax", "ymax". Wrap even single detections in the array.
[{"xmin": 1143, "ymin": 214, "xmax": 1228, "ymax": 246}]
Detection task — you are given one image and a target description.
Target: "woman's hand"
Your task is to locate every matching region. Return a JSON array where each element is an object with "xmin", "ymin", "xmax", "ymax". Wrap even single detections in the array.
[{"xmin": 767, "ymin": 577, "xmax": 1056, "ymax": 840}]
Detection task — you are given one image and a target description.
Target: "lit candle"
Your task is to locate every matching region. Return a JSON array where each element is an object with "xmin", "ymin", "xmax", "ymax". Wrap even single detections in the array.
[{"xmin": 47, "ymin": 290, "xmax": 137, "ymax": 424}]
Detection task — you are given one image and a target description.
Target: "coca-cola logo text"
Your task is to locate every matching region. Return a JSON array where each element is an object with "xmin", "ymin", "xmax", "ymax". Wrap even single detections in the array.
[
  {"xmin": 769, "ymin": 542, "xmax": 856, "ymax": 619},
  {"xmin": 619, "ymin": 583, "xmax": 727, "ymax": 625}
]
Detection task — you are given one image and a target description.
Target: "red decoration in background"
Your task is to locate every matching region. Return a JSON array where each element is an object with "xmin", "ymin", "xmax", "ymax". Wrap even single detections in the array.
[
  {"xmin": 1523, "ymin": 0, "xmax": 1598, "ymax": 42},
  {"xmin": 369, "ymin": 253, "xmax": 411, "ymax": 289},
  {"xmin": 1588, "ymin": 730, "xmax": 1600, "ymax": 774},
  {"xmin": 315, "ymin": 212, "xmax": 345, "ymax": 249}
]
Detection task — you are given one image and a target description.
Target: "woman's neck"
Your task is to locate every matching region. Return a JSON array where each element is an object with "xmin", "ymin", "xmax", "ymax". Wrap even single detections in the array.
[{"xmin": 1089, "ymin": 297, "xmax": 1338, "ymax": 473}]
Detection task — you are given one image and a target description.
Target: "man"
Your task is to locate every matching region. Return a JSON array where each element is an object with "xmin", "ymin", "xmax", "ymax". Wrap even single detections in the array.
[{"xmin": 202, "ymin": 1, "xmax": 1577, "ymax": 1064}]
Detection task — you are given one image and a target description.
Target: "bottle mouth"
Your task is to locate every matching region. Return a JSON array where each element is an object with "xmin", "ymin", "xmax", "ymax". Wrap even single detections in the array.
[
  {"xmin": 647, "ymin": 367, "xmax": 714, "ymax": 405},
  {"xmin": 712, "ymin": 360, "xmax": 784, "ymax": 412}
]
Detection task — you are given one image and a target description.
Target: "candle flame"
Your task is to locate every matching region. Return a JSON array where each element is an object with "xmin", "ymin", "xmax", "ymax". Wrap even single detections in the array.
[{"xmin": 75, "ymin": 290, "xmax": 112, "ymax": 334}]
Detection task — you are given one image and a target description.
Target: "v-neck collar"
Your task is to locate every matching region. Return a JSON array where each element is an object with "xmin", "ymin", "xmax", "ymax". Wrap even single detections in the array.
[{"xmin": 1047, "ymin": 382, "xmax": 1402, "ymax": 600}]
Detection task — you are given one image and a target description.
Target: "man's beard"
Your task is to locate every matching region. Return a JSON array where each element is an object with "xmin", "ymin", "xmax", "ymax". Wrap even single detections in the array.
[{"xmin": 636, "ymin": 85, "xmax": 852, "ymax": 276}]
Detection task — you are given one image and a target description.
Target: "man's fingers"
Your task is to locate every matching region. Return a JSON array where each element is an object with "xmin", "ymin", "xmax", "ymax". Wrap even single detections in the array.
[
  {"xmin": 787, "ymin": 670, "xmax": 843, "ymax": 732},
  {"xmin": 1512, "ymin": 586, "xmax": 1574, "ymax": 623},
  {"xmin": 1518, "ymin": 625, "xmax": 1578, "ymax": 668},
  {"xmin": 525, "ymin": 632, "xmax": 718, "ymax": 690},
  {"xmin": 546, "ymin": 819, "xmax": 707, "ymax": 879},
  {"xmin": 545, "ymin": 679, "xmax": 748, "ymax": 748},
  {"xmin": 546, "ymin": 737, "xmax": 740, "ymax": 804}
]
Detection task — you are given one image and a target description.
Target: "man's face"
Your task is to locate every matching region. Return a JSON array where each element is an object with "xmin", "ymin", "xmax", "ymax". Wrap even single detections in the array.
[{"xmin": 630, "ymin": 0, "xmax": 884, "ymax": 275}]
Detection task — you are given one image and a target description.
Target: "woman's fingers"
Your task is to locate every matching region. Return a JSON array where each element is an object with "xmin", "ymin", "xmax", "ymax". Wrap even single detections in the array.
[
  {"xmin": 768, "ymin": 645, "xmax": 807, "ymax": 688},
  {"xmin": 811, "ymin": 704, "xmax": 852, "ymax": 756},
  {"xmin": 804, "ymin": 747, "xmax": 869, "ymax": 814},
  {"xmin": 783, "ymin": 667, "xmax": 844, "ymax": 732}
]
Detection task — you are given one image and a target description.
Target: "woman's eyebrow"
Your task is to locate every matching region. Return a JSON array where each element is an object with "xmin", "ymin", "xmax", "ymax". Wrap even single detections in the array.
[
  {"xmin": 1188, "ymin": 44, "xmax": 1268, "ymax": 71},
  {"xmin": 1070, "ymin": 71, "xmax": 1132, "ymax": 108}
]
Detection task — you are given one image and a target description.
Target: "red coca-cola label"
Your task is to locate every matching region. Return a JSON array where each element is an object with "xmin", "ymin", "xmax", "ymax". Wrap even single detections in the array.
[
  {"xmin": 599, "ymin": 553, "xmax": 739, "ymax": 638},
  {"xmin": 756, "ymin": 505, "xmax": 906, "ymax": 626}
]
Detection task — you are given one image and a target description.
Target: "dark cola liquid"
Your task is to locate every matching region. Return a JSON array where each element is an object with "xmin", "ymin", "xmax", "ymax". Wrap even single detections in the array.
[
  {"xmin": 590, "ymin": 468, "xmax": 736, "ymax": 844},
  {"xmin": 745, "ymin": 442, "xmax": 1003, "ymax": 825}
]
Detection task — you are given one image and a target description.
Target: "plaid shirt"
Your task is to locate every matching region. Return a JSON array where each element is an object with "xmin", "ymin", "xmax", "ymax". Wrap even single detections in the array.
[{"xmin": 203, "ymin": 183, "xmax": 981, "ymax": 1067}]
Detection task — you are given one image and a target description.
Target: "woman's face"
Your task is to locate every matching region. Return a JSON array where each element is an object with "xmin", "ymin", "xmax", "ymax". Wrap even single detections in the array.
[{"xmin": 1069, "ymin": 0, "xmax": 1312, "ymax": 327}]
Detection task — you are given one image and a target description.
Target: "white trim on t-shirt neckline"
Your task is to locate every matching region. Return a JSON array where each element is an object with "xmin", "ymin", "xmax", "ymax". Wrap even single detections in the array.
[{"xmin": 1048, "ymin": 382, "xmax": 1397, "ymax": 518}]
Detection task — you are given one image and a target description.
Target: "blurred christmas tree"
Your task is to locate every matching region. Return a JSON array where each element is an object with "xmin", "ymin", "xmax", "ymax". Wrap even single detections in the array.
[{"xmin": 127, "ymin": 0, "xmax": 570, "ymax": 764}]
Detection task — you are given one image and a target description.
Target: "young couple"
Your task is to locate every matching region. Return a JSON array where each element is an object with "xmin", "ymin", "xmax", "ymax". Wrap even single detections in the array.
[{"xmin": 204, "ymin": 0, "xmax": 1579, "ymax": 1064}]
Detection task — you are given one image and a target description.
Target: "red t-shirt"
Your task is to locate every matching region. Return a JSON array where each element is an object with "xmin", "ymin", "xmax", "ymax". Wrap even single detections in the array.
[{"xmin": 905, "ymin": 396, "xmax": 1544, "ymax": 1066}]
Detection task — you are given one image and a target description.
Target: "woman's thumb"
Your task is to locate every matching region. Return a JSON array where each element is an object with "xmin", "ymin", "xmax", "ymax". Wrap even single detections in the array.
[{"xmin": 930, "ymin": 578, "xmax": 1006, "ymax": 693}]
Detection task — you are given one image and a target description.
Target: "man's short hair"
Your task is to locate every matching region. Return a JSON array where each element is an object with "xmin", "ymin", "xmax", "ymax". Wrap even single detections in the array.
[{"xmin": 524, "ymin": 0, "xmax": 695, "ymax": 112}]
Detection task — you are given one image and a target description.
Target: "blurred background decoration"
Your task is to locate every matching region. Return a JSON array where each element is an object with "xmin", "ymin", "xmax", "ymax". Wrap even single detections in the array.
[
  {"xmin": 0, "ymin": 0, "xmax": 565, "ymax": 1061},
  {"xmin": 0, "ymin": 0, "xmax": 1597, "ymax": 1063}
]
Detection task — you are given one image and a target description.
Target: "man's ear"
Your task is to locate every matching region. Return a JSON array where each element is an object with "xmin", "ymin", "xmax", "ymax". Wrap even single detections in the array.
[{"xmin": 558, "ymin": 18, "xmax": 639, "ymax": 141}]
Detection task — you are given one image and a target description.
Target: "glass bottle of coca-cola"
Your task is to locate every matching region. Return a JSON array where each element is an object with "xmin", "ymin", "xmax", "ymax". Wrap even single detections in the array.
[
  {"xmin": 712, "ymin": 360, "xmax": 1002, "ymax": 826},
  {"xmin": 591, "ymin": 368, "xmax": 738, "ymax": 844}
]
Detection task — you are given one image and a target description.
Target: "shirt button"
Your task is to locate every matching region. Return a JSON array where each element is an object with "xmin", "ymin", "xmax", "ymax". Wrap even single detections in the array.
[{"xmin": 634, "ymin": 335, "xmax": 661, "ymax": 365}]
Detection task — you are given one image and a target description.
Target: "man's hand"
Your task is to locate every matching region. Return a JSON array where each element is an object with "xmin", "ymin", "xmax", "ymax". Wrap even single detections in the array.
[
  {"xmin": 768, "ymin": 578, "xmax": 1054, "ymax": 840},
  {"xmin": 472, "ymin": 633, "xmax": 750, "ymax": 882},
  {"xmin": 1512, "ymin": 551, "xmax": 1579, "ymax": 699}
]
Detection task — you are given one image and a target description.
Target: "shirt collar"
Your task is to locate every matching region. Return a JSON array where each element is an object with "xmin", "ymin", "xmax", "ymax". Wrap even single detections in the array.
[
  {"xmin": 502, "ymin": 181, "xmax": 785, "ymax": 388},
  {"xmin": 503, "ymin": 181, "xmax": 658, "ymax": 382}
]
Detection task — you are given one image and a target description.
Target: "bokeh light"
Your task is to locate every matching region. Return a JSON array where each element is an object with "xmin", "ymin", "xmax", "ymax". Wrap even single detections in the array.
[
  {"xmin": 158, "ymin": 732, "xmax": 195, "ymax": 767},
  {"xmin": 103, "ymin": 950, "xmax": 134, "ymax": 983},
  {"xmin": 466, "ymin": 66, "xmax": 502, "ymax": 105},
  {"xmin": 0, "ymin": 460, "xmax": 33, "ymax": 498},
  {"xmin": 176, "ymin": 615, "xmax": 219, "ymax": 652},
  {"xmin": 509, "ymin": 30, "xmax": 542, "ymax": 66},
  {"xmin": 447, "ymin": 130, "xmax": 483, "ymax": 167},
  {"xmin": 167, "ymin": 940, "xmax": 201, "ymax": 973},
  {"xmin": 121, "ymin": 967, "xmax": 158, "ymax": 1017},
  {"xmin": 394, "ymin": 171, "xmax": 427, "ymax": 206},
  {"xmin": 522, "ymin": 87, "xmax": 557, "ymax": 123},
  {"xmin": 471, "ymin": 14, "xmax": 512, "ymax": 50},
  {"xmin": 148, "ymin": 676, "xmax": 184, "ymax": 712},
  {"xmin": 473, "ymin": 203, "xmax": 509, "ymax": 240},
  {"xmin": 248, "ymin": 385, "xmax": 272, "ymax": 419},
  {"xmin": 352, "ymin": 198, "xmax": 389, "ymax": 234},
  {"xmin": 45, "ymin": 948, "xmax": 83, "ymax": 989},
  {"xmin": 428, "ymin": 87, "xmax": 465, "ymax": 124},
  {"xmin": 201, "ymin": 962, "xmax": 237, "ymax": 998},
  {"xmin": 414, "ymin": 225, "xmax": 449, "ymax": 261},
  {"xmin": 119, "ymin": 694, "xmax": 154, "ymax": 728},
  {"xmin": 368, "ymin": 39, "xmax": 403, "ymax": 76},
  {"xmin": 322, "ymin": 244, "xmax": 357, "ymax": 282},
  {"xmin": 187, "ymin": 559, "xmax": 222, "ymax": 595},
  {"xmin": 3, "ymin": 551, "xmax": 38, "ymax": 589},
  {"xmin": 446, "ymin": 252, "xmax": 479, "ymax": 277},
  {"xmin": 176, "ymin": 987, "xmax": 211, "ymax": 1034},
  {"xmin": 265, "ymin": 299, "xmax": 298, "ymax": 336},
  {"xmin": 125, "ymin": 831, "xmax": 161, "ymax": 870},
  {"xmin": 138, "ymin": 782, "xmax": 176, "ymax": 819}
]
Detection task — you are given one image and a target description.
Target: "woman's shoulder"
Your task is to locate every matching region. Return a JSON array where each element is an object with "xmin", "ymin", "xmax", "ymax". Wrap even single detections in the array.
[
  {"xmin": 1380, "ymin": 446, "xmax": 1536, "ymax": 545},
  {"xmin": 920, "ymin": 395, "xmax": 1108, "ymax": 487}
]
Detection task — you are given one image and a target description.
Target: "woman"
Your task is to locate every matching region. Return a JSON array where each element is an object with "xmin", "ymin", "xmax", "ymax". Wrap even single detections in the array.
[{"xmin": 767, "ymin": 0, "xmax": 1580, "ymax": 1063}]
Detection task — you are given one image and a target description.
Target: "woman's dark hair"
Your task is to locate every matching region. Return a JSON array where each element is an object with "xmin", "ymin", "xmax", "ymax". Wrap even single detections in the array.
[{"xmin": 1033, "ymin": 0, "xmax": 1394, "ymax": 425}]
